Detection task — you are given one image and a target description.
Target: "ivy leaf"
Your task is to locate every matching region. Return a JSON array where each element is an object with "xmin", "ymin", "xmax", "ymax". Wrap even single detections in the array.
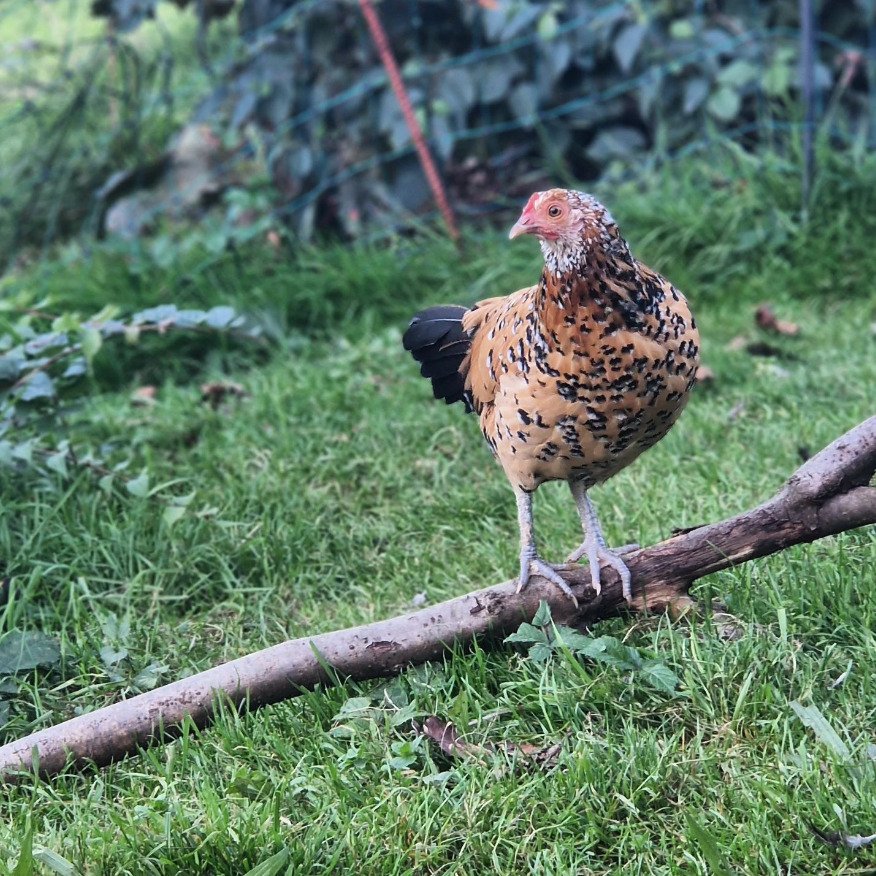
[
  {"xmin": 162, "ymin": 504, "xmax": 187, "ymax": 527},
  {"xmin": 100, "ymin": 645, "xmax": 129, "ymax": 667},
  {"xmin": 717, "ymin": 59, "xmax": 758, "ymax": 88},
  {"xmin": 18, "ymin": 371, "xmax": 56, "ymax": 402},
  {"xmin": 126, "ymin": 470, "xmax": 150, "ymax": 498},
  {"xmin": 613, "ymin": 23, "xmax": 647, "ymax": 74},
  {"xmin": 0, "ymin": 440, "xmax": 14, "ymax": 465},
  {"xmin": 707, "ymin": 86, "xmax": 741, "ymax": 121},
  {"xmin": 81, "ymin": 327, "xmax": 103, "ymax": 365},
  {"xmin": 764, "ymin": 59, "xmax": 792, "ymax": 97},
  {"xmin": 132, "ymin": 661, "xmax": 169, "ymax": 691},
  {"xmin": 670, "ymin": 19, "xmax": 695, "ymax": 40},
  {"xmin": 0, "ymin": 678, "xmax": 19, "ymax": 695},
  {"xmin": 134, "ymin": 304, "xmax": 178, "ymax": 325},
  {"xmin": 12, "ymin": 440, "xmax": 34, "ymax": 464},
  {"xmin": 0, "ymin": 631, "xmax": 61, "ymax": 675},
  {"xmin": 683, "ymin": 77, "xmax": 710, "ymax": 114},
  {"xmin": 45, "ymin": 450, "xmax": 69, "ymax": 478},
  {"xmin": 0, "ymin": 355, "xmax": 22, "ymax": 382},
  {"xmin": 62, "ymin": 358, "xmax": 87, "ymax": 379},
  {"xmin": 509, "ymin": 83, "xmax": 538, "ymax": 126},
  {"xmin": 335, "ymin": 696, "xmax": 371, "ymax": 717},
  {"xmin": 205, "ymin": 306, "xmax": 236, "ymax": 329},
  {"xmin": 537, "ymin": 10, "xmax": 558, "ymax": 41}
]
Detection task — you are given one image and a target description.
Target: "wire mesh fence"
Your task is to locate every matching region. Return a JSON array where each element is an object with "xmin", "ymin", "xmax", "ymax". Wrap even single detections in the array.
[{"xmin": 1, "ymin": 0, "xmax": 874, "ymax": 269}]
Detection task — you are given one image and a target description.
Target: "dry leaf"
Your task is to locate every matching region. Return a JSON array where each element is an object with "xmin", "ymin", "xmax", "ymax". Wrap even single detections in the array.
[
  {"xmin": 712, "ymin": 607, "xmax": 745, "ymax": 642},
  {"xmin": 200, "ymin": 380, "xmax": 249, "ymax": 410},
  {"xmin": 695, "ymin": 365, "xmax": 715, "ymax": 384},
  {"xmin": 809, "ymin": 824, "xmax": 876, "ymax": 850},
  {"xmin": 755, "ymin": 304, "xmax": 800, "ymax": 336},
  {"xmin": 419, "ymin": 716, "xmax": 490, "ymax": 760},
  {"xmin": 745, "ymin": 341, "xmax": 784, "ymax": 358},
  {"xmin": 417, "ymin": 716, "xmax": 563, "ymax": 769},
  {"xmin": 727, "ymin": 401, "xmax": 746, "ymax": 422},
  {"xmin": 726, "ymin": 335, "xmax": 748, "ymax": 351},
  {"xmin": 131, "ymin": 385, "xmax": 157, "ymax": 406}
]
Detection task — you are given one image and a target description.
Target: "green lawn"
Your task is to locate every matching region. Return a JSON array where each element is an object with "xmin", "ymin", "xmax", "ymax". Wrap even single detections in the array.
[{"xmin": 0, "ymin": 152, "xmax": 875, "ymax": 874}]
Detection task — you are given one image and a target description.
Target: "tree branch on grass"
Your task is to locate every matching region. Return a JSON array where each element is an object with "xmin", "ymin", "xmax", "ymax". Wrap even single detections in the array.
[{"xmin": 1, "ymin": 416, "xmax": 874, "ymax": 782}]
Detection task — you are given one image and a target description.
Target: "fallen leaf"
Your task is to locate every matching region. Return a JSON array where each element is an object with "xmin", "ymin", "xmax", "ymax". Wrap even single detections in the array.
[
  {"xmin": 713, "ymin": 607, "xmax": 745, "ymax": 642},
  {"xmin": 410, "ymin": 591, "xmax": 428, "ymax": 607},
  {"xmin": 418, "ymin": 716, "xmax": 488, "ymax": 760},
  {"xmin": 768, "ymin": 363, "xmax": 791, "ymax": 379},
  {"xmin": 756, "ymin": 304, "xmax": 800, "ymax": 336},
  {"xmin": 745, "ymin": 341, "xmax": 785, "ymax": 357},
  {"xmin": 131, "ymin": 385, "xmax": 157, "ymax": 406},
  {"xmin": 200, "ymin": 380, "xmax": 249, "ymax": 410},
  {"xmin": 726, "ymin": 335, "xmax": 748, "ymax": 351},
  {"xmin": 809, "ymin": 825, "xmax": 876, "ymax": 850},
  {"xmin": 727, "ymin": 401, "xmax": 746, "ymax": 422},
  {"xmin": 828, "ymin": 661, "xmax": 852, "ymax": 690},
  {"xmin": 695, "ymin": 365, "xmax": 715, "ymax": 384},
  {"xmin": 417, "ymin": 715, "xmax": 563, "ymax": 769}
]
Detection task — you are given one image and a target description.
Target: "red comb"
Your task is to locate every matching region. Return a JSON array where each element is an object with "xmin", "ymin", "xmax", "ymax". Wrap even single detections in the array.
[{"xmin": 522, "ymin": 192, "xmax": 540, "ymax": 214}]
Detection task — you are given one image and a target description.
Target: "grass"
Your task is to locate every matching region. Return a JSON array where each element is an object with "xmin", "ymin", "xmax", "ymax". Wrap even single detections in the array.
[
  {"xmin": 0, "ymin": 150, "xmax": 875, "ymax": 874},
  {"xmin": 0, "ymin": 0, "xmax": 232, "ymax": 268}
]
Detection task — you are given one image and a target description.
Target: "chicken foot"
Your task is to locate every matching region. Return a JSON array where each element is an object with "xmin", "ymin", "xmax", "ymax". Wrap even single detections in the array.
[
  {"xmin": 513, "ymin": 486, "xmax": 579, "ymax": 608},
  {"xmin": 567, "ymin": 482, "xmax": 634, "ymax": 602}
]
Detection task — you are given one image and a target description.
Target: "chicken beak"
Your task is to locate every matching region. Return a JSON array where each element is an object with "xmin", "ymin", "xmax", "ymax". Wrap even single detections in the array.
[{"xmin": 508, "ymin": 215, "xmax": 533, "ymax": 240}]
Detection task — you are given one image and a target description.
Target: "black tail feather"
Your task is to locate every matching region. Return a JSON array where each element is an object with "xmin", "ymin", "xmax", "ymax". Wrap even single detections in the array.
[{"xmin": 403, "ymin": 305, "xmax": 473, "ymax": 412}]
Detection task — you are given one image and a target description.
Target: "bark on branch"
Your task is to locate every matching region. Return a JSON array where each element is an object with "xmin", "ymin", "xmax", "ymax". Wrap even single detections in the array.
[{"xmin": 2, "ymin": 416, "xmax": 874, "ymax": 782}]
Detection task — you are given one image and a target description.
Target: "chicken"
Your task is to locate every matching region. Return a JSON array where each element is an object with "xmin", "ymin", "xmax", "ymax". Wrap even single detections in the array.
[{"xmin": 403, "ymin": 189, "xmax": 699, "ymax": 605}]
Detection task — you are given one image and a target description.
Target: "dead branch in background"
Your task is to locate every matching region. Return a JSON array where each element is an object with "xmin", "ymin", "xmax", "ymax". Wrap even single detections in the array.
[{"xmin": 0, "ymin": 416, "xmax": 873, "ymax": 782}]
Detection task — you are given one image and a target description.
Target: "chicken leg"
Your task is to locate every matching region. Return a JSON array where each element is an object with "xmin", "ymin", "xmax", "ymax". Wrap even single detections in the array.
[
  {"xmin": 567, "ymin": 481, "xmax": 635, "ymax": 601},
  {"xmin": 514, "ymin": 486, "xmax": 579, "ymax": 608}
]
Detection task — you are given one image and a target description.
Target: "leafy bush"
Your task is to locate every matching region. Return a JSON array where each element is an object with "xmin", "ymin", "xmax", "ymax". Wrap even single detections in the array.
[
  {"xmin": 0, "ymin": 299, "xmax": 263, "ymax": 484},
  {"xmin": 3, "ymin": 0, "xmax": 873, "ymax": 262},
  {"xmin": 89, "ymin": 0, "xmax": 873, "ymax": 240}
]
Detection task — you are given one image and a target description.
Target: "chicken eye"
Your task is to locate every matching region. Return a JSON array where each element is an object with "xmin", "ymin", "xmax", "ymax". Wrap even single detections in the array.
[{"xmin": 547, "ymin": 205, "xmax": 562, "ymax": 218}]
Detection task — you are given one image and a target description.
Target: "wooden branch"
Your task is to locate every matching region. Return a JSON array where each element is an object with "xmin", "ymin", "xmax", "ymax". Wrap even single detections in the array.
[{"xmin": 1, "ymin": 416, "xmax": 874, "ymax": 782}]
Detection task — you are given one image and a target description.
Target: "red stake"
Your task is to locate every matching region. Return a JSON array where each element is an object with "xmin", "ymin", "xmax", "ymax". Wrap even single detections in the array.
[{"xmin": 357, "ymin": 0, "xmax": 461, "ymax": 243}]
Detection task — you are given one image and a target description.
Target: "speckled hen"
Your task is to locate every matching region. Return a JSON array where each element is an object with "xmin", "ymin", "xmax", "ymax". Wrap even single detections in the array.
[{"xmin": 403, "ymin": 189, "xmax": 700, "ymax": 605}]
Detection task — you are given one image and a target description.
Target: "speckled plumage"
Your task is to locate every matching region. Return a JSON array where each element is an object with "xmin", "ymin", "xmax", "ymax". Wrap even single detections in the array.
[{"xmin": 404, "ymin": 189, "xmax": 700, "ymax": 603}]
